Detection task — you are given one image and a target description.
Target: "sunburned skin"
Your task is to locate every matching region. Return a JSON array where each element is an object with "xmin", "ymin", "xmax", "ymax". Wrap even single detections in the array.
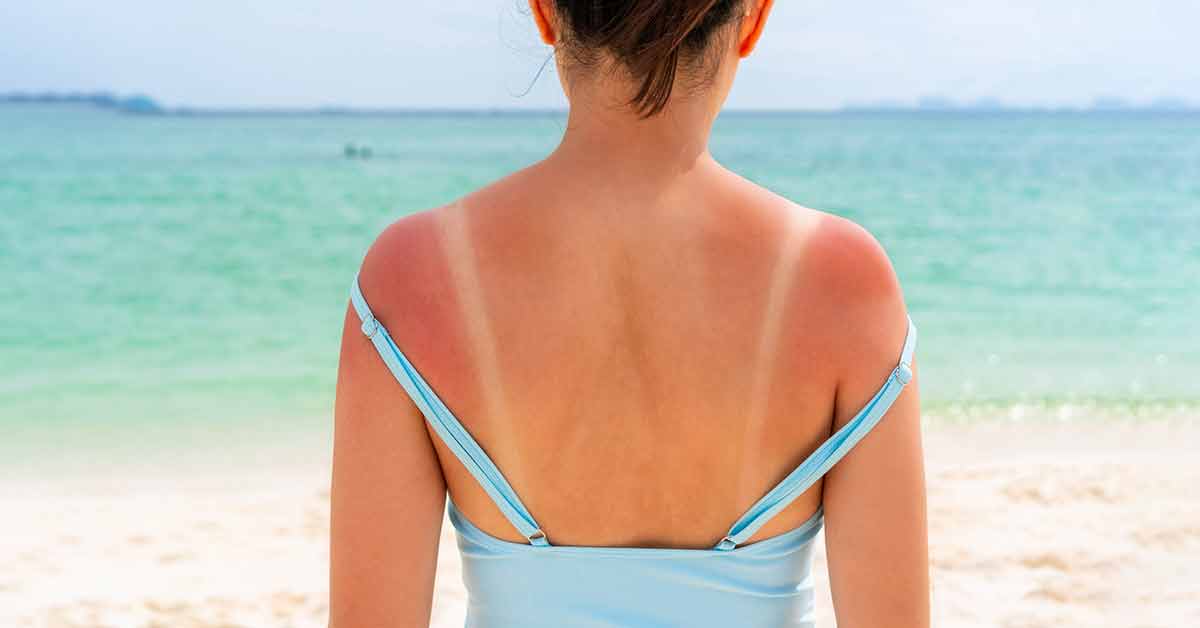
[{"xmin": 329, "ymin": 1, "xmax": 929, "ymax": 627}]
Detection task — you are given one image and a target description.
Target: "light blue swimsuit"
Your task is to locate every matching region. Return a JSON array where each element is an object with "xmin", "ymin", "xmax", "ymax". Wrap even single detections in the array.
[{"xmin": 350, "ymin": 272, "xmax": 917, "ymax": 627}]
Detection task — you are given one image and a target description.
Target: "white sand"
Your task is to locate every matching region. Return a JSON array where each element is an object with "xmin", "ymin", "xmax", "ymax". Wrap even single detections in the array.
[{"xmin": 2, "ymin": 416, "xmax": 1197, "ymax": 627}]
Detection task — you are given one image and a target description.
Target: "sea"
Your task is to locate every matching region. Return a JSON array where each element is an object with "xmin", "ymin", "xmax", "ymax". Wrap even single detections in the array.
[{"xmin": 2, "ymin": 104, "xmax": 1197, "ymax": 467}]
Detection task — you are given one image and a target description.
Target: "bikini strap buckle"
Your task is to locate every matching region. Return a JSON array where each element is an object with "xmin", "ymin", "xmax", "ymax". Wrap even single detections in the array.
[
  {"xmin": 360, "ymin": 315, "xmax": 380, "ymax": 338},
  {"xmin": 893, "ymin": 362, "xmax": 913, "ymax": 385}
]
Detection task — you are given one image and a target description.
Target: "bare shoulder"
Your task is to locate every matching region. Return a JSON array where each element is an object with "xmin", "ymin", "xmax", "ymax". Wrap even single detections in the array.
[
  {"xmin": 353, "ymin": 157, "xmax": 549, "ymax": 328},
  {"xmin": 727, "ymin": 170, "xmax": 904, "ymax": 308},
  {"xmin": 718, "ymin": 168, "xmax": 907, "ymax": 325},
  {"xmin": 800, "ymin": 209, "xmax": 905, "ymax": 316},
  {"xmin": 795, "ymin": 208, "xmax": 912, "ymax": 396},
  {"xmin": 355, "ymin": 207, "xmax": 446, "ymax": 310}
]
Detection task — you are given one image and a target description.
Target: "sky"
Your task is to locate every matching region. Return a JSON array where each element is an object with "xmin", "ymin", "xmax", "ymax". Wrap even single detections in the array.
[{"xmin": 2, "ymin": 0, "xmax": 1198, "ymax": 110}]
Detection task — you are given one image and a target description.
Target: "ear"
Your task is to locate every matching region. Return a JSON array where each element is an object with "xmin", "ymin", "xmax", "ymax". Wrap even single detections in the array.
[
  {"xmin": 529, "ymin": 0, "xmax": 557, "ymax": 46},
  {"xmin": 737, "ymin": 0, "xmax": 775, "ymax": 58}
]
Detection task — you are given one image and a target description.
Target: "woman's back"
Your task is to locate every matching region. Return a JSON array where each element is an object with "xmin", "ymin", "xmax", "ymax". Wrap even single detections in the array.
[
  {"xmin": 357, "ymin": 156, "xmax": 901, "ymax": 550},
  {"xmin": 329, "ymin": 1, "xmax": 929, "ymax": 626}
]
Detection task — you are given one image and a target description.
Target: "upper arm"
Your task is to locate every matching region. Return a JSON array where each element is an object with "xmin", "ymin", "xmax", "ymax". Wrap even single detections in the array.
[
  {"xmin": 329, "ymin": 219, "xmax": 448, "ymax": 628},
  {"xmin": 815, "ymin": 216, "xmax": 929, "ymax": 628}
]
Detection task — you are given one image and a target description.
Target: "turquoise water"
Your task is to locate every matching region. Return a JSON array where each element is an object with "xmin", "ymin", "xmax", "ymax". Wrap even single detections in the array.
[{"xmin": 2, "ymin": 105, "xmax": 1198, "ymax": 446}]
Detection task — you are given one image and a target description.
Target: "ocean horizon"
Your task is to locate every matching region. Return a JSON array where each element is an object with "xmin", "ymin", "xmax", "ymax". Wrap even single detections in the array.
[{"xmin": 2, "ymin": 103, "xmax": 1197, "ymax": 464}]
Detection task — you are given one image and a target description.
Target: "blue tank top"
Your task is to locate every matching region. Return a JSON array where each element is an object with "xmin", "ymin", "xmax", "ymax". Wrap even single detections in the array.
[{"xmin": 350, "ymin": 272, "xmax": 917, "ymax": 627}]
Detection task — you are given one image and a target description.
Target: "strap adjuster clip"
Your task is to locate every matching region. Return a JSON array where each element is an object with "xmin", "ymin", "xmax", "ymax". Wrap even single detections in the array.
[
  {"xmin": 360, "ymin": 315, "xmax": 380, "ymax": 338},
  {"xmin": 893, "ymin": 362, "xmax": 913, "ymax": 385}
]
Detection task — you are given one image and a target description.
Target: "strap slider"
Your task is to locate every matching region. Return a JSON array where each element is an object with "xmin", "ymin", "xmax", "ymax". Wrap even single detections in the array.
[
  {"xmin": 716, "ymin": 535, "xmax": 738, "ymax": 551},
  {"xmin": 360, "ymin": 315, "xmax": 380, "ymax": 338},
  {"xmin": 893, "ymin": 362, "xmax": 913, "ymax": 385},
  {"xmin": 527, "ymin": 528, "xmax": 548, "ymax": 545}
]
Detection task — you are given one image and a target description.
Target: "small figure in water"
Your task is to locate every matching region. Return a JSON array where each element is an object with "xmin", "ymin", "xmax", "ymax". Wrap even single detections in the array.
[{"xmin": 344, "ymin": 143, "xmax": 372, "ymax": 159}]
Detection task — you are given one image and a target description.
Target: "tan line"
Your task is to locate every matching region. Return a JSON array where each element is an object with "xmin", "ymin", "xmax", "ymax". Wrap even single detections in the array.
[
  {"xmin": 433, "ymin": 201, "xmax": 521, "ymax": 489},
  {"xmin": 732, "ymin": 206, "xmax": 808, "ymax": 522}
]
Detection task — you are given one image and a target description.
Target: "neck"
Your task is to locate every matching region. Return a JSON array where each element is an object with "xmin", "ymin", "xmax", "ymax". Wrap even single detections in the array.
[{"xmin": 547, "ymin": 91, "xmax": 720, "ymax": 188}]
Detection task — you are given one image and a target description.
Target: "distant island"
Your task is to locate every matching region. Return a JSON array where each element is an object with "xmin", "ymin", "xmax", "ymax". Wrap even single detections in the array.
[
  {"xmin": 0, "ymin": 91, "xmax": 557, "ymax": 116},
  {"xmin": 3, "ymin": 90, "xmax": 1197, "ymax": 115},
  {"xmin": 842, "ymin": 95, "xmax": 1198, "ymax": 114},
  {"xmin": 1, "ymin": 91, "xmax": 164, "ymax": 114}
]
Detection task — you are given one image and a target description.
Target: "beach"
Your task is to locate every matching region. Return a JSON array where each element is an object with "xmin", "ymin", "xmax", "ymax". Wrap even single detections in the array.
[
  {"xmin": 5, "ymin": 0, "xmax": 1199, "ymax": 623},
  {"xmin": 4, "ymin": 413, "xmax": 1196, "ymax": 628},
  {"xmin": 2, "ymin": 105, "xmax": 1198, "ymax": 626}
]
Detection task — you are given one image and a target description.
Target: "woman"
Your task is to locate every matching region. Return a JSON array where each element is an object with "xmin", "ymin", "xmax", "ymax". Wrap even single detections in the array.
[{"xmin": 330, "ymin": 1, "xmax": 928, "ymax": 626}]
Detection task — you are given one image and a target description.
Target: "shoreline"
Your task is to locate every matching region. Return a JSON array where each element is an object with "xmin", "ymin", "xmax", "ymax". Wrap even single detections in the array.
[{"xmin": 4, "ymin": 402, "xmax": 1194, "ymax": 482}]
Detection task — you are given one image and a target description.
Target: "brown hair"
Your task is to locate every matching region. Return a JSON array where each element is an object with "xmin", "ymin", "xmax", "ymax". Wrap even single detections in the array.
[{"xmin": 553, "ymin": 0, "xmax": 746, "ymax": 117}]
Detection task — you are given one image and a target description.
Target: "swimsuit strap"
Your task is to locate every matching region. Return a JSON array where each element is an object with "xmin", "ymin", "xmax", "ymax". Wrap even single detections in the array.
[
  {"xmin": 349, "ymin": 271, "xmax": 549, "ymax": 546},
  {"xmin": 715, "ymin": 315, "xmax": 918, "ymax": 551}
]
